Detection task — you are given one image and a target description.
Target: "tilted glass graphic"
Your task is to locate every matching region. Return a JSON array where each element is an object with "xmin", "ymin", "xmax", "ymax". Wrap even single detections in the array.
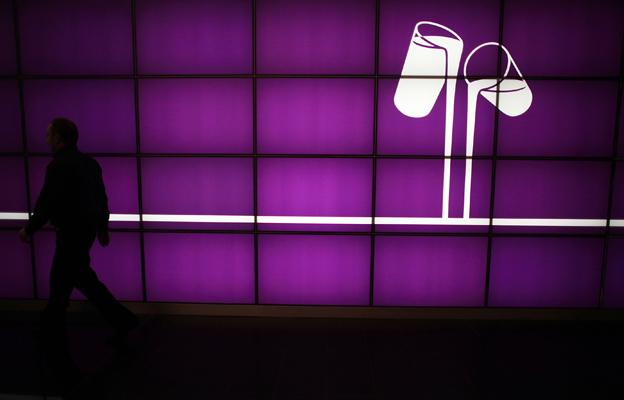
[
  {"xmin": 394, "ymin": 21, "xmax": 463, "ymax": 218},
  {"xmin": 463, "ymin": 42, "xmax": 532, "ymax": 218}
]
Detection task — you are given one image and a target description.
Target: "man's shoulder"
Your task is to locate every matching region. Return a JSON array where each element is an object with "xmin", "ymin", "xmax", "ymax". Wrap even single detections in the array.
[
  {"xmin": 48, "ymin": 149, "xmax": 101, "ymax": 172},
  {"xmin": 83, "ymin": 154, "xmax": 102, "ymax": 170}
]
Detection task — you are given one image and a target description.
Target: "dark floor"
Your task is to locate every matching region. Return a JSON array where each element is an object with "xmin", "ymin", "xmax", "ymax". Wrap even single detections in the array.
[{"xmin": 0, "ymin": 309, "xmax": 623, "ymax": 400}]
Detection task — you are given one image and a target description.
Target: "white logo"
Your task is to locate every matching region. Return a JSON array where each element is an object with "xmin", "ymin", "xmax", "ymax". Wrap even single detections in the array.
[{"xmin": 394, "ymin": 21, "xmax": 533, "ymax": 219}]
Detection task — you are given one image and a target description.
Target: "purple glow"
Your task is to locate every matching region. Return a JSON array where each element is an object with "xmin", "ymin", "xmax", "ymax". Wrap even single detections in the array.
[
  {"xmin": 258, "ymin": 158, "xmax": 371, "ymax": 218},
  {"xmin": 611, "ymin": 162, "xmax": 624, "ymax": 238},
  {"xmin": 375, "ymin": 236, "xmax": 487, "ymax": 306},
  {"xmin": 257, "ymin": 0, "xmax": 375, "ymax": 74},
  {"xmin": 494, "ymin": 161, "xmax": 610, "ymax": 219},
  {"xmin": 0, "ymin": 158, "xmax": 26, "ymax": 213},
  {"xmin": 376, "ymin": 159, "xmax": 443, "ymax": 218},
  {"xmin": 497, "ymin": 81, "xmax": 618, "ymax": 156},
  {"xmin": 136, "ymin": 0, "xmax": 251, "ymax": 74},
  {"xmin": 259, "ymin": 235, "xmax": 370, "ymax": 305},
  {"xmin": 141, "ymin": 157, "xmax": 253, "ymax": 229},
  {"xmin": 378, "ymin": 79, "xmax": 495, "ymax": 155},
  {"xmin": 34, "ymin": 231, "xmax": 143, "ymax": 301},
  {"xmin": 145, "ymin": 233, "xmax": 254, "ymax": 303},
  {"xmin": 489, "ymin": 237, "xmax": 602, "ymax": 307},
  {"xmin": 380, "ymin": 0, "xmax": 500, "ymax": 76},
  {"xmin": 2, "ymin": 0, "xmax": 623, "ymax": 309},
  {"xmin": 376, "ymin": 159, "xmax": 491, "ymax": 219},
  {"xmin": 257, "ymin": 79, "xmax": 373, "ymax": 154},
  {"xmin": 96, "ymin": 157, "xmax": 139, "ymax": 214},
  {"xmin": 0, "ymin": 232, "xmax": 33, "ymax": 299},
  {"xmin": 18, "ymin": 0, "xmax": 132, "ymax": 74},
  {"xmin": 504, "ymin": 0, "xmax": 624, "ymax": 76},
  {"xmin": 612, "ymin": 163, "xmax": 624, "ymax": 225},
  {"xmin": 140, "ymin": 79, "xmax": 252, "ymax": 153},
  {"xmin": 0, "ymin": 81, "xmax": 21, "ymax": 152},
  {"xmin": 604, "ymin": 238, "xmax": 624, "ymax": 308},
  {"xmin": 0, "ymin": 0, "xmax": 16, "ymax": 74},
  {"xmin": 24, "ymin": 80, "xmax": 135, "ymax": 153}
]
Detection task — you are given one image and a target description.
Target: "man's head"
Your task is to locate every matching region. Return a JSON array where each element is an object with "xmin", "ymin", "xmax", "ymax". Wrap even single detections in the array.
[{"xmin": 46, "ymin": 117, "xmax": 78, "ymax": 152}]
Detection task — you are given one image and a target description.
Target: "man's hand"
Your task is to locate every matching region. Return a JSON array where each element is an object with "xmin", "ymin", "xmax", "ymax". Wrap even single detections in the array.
[
  {"xmin": 18, "ymin": 228, "xmax": 31, "ymax": 244},
  {"xmin": 97, "ymin": 230, "xmax": 110, "ymax": 247}
]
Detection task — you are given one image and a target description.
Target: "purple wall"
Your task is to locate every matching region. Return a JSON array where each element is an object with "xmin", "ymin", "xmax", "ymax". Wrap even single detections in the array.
[
  {"xmin": 145, "ymin": 233, "xmax": 254, "ymax": 303},
  {"xmin": 1, "ymin": 0, "xmax": 623, "ymax": 309},
  {"xmin": 489, "ymin": 238, "xmax": 603, "ymax": 308}
]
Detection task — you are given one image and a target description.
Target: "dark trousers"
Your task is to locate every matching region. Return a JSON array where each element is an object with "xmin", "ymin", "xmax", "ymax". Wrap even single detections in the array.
[{"xmin": 40, "ymin": 228, "xmax": 136, "ymax": 378}]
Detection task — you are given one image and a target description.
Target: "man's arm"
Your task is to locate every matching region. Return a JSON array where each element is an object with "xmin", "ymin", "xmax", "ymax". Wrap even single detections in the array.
[
  {"xmin": 95, "ymin": 162, "xmax": 110, "ymax": 233},
  {"xmin": 24, "ymin": 162, "xmax": 59, "ymax": 236},
  {"xmin": 93, "ymin": 162, "xmax": 111, "ymax": 247}
]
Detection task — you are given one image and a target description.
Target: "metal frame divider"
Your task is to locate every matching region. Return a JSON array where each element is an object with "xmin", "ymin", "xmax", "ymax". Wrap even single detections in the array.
[
  {"xmin": 598, "ymin": 35, "xmax": 624, "ymax": 307},
  {"xmin": 368, "ymin": 0, "xmax": 381, "ymax": 307},
  {"xmin": 252, "ymin": 0, "xmax": 259, "ymax": 305},
  {"xmin": 483, "ymin": 0, "xmax": 506, "ymax": 307},
  {"xmin": 130, "ymin": 0, "xmax": 148, "ymax": 302}
]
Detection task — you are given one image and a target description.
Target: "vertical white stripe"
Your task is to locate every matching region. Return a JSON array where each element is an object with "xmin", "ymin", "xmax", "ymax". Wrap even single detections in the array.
[{"xmin": 463, "ymin": 158, "xmax": 472, "ymax": 218}]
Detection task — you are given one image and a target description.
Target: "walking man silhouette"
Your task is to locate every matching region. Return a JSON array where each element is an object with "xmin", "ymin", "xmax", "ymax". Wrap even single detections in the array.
[{"xmin": 18, "ymin": 117, "xmax": 138, "ymax": 392}]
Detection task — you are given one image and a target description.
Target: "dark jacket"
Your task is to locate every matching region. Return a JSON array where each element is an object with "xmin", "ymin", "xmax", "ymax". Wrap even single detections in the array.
[{"xmin": 25, "ymin": 146, "xmax": 109, "ymax": 235}]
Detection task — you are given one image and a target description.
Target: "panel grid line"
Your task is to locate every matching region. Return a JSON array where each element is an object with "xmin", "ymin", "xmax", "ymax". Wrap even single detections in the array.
[
  {"xmin": 252, "ymin": 0, "xmax": 259, "ymax": 305},
  {"xmin": 369, "ymin": 0, "xmax": 381, "ymax": 307},
  {"xmin": 598, "ymin": 32, "xmax": 624, "ymax": 308},
  {"xmin": 483, "ymin": 0, "xmax": 507, "ymax": 307},
  {"xmin": 130, "ymin": 0, "xmax": 148, "ymax": 302}
]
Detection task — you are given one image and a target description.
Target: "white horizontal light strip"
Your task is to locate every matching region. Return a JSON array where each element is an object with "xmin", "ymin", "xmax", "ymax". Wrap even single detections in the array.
[
  {"xmin": 142, "ymin": 214, "xmax": 254, "ymax": 223},
  {"xmin": 0, "ymin": 212, "xmax": 29, "ymax": 220},
  {"xmin": 109, "ymin": 213, "xmax": 141, "ymax": 222},
  {"xmin": 257, "ymin": 215, "xmax": 373, "ymax": 224},
  {"xmin": 1, "ymin": 212, "xmax": 622, "ymax": 227},
  {"xmin": 492, "ymin": 218, "xmax": 607, "ymax": 227},
  {"xmin": 375, "ymin": 217, "xmax": 490, "ymax": 225}
]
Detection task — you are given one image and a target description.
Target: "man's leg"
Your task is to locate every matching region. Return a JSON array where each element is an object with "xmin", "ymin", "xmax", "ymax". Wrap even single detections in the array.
[
  {"xmin": 41, "ymin": 241, "xmax": 82, "ymax": 390},
  {"xmin": 71, "ymin": 230, "xmax": 138, "ymax": 332},
  {"xmin": 74, "ymin": 263, "xmax": 138, "ymax": 331}
]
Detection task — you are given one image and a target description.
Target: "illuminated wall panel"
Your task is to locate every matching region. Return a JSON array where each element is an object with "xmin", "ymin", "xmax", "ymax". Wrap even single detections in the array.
[
  {"xmin": 259, "ymin": 235, "xmax": 370, "ymax": 305},
  {"xmin": 141, "ymin": 157, "xmax": 253, "ymax": 230},
  {"xmin": 0, "ymin": 158, "xmax": 27, "ymax": 229},
  {"xmin": 18, "ymin": 0, "xmax": 133, "ymax": 74},
  {"xmin": 24, "ymin": 80, "xmax": 135, "ymax": 153},
  {"xmin": 497, "ymin": 81, "xmax": 618, "ymax": 157},
  {"xmin": 0, "ymin": 0, "xmax": 16, "ymax": 74},
  {"xmin": 489, "ymin": 238, "xmax": 603, "ymax": 307},
  {"xmin": 374, "ymin": 236, "xmax": 487, "ymax": 306},
  {"xmin": 604, "ymin": 238, "xmax": 624, "ymax": 308},
  {"xmin": 136, "ymin": 0, "xmax": 252, "ymax": 74},
  {"xmin": 0, "ymin": 0, "xmax": 622, "ymax": 308},
  {"xmin": 145, "ymin": 233, "xmax": 254, "ymax": 303},
  {"xmin": 503, "ymin": 0, "xmax": 624, "ymax": 76},
  {"xmin": 139, "ymin": 79, "xmax": 252, "ymax": 153},
  {"xmin": 257, "ymin": 79, "xmax": 373, "ymax": 154},
  {"xmin": 0, "ymin": 81, "xmax": 21, "ymax": 153},
  {"xmin": 256, "ymin": 0, "xmax": 375, "ymax": 74},
  {"xmin": 0, "ymin": 232, "xmax": 32, "ymax": 299}
]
